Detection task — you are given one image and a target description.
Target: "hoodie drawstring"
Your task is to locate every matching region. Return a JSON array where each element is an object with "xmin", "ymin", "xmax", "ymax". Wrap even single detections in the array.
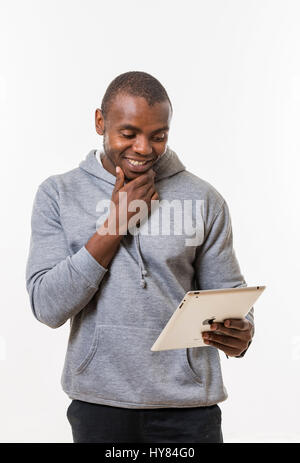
[{"xmin": 134, "ymin": 227, "xmax": 147, "ymax": 288}]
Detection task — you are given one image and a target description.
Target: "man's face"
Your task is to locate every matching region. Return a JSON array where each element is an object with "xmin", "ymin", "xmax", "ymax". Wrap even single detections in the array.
[{"xmin": 95, "ymin": 93, "xmax": 172, "ymax": 180}]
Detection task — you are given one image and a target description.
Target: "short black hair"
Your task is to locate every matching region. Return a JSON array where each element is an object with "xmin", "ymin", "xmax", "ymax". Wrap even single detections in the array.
[{"xmin": 100, "ymin": 71, "xmax": 173, "ymax": 119}]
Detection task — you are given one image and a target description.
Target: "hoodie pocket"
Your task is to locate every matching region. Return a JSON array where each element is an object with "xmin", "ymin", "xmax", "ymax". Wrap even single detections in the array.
[
  {"xmin": 73, "ymin": 324, "xmax": 204, "ymax": 406},
  {"xmin": 75, "ymin": 326, "xmax": 100, "ymax": 375}
]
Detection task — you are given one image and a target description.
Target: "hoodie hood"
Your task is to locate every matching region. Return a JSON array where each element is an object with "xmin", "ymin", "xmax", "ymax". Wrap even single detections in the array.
[{"xmin": 79, "ymin": 145, "xmax": 186, "ymax": 288}]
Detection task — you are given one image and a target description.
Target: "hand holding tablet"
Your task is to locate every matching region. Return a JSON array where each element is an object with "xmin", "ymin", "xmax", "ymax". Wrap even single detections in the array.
[
  {"xmin": 202, "ymin": 317, "xmax": 255, "ymax": 358},
  {"xmin": 151, "ymin": 286, "xmax": 266, "ymax": 351}
]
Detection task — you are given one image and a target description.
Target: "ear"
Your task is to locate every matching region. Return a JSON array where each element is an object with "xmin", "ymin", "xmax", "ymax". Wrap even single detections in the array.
[{"xmin": 95, "ymin": 108, "xmax": 105, "ymax": 136}]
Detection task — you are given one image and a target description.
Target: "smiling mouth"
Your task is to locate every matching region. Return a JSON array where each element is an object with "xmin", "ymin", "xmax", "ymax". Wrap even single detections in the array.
[
  {"xmin": 123, "ymin": 157, "xmax": 154, "ymax": 173},
  {"xmin": 126, "ymin": 159, "xmax": 151, "ymax": 166}
]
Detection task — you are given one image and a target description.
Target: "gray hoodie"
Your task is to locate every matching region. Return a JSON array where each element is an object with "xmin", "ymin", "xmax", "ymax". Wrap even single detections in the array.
[{"xmin": 25, "ymin": 145, "xmax": 254, "ymax": 409}]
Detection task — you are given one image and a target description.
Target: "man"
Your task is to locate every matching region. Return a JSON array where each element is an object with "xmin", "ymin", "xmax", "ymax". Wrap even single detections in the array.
[{"xmin": 25, "ymin": 71, "xmax": 254, "ymax": 443}]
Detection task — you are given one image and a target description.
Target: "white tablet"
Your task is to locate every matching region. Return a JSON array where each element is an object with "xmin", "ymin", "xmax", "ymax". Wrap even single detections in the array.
[{"xmin": 151, "ymin": 285, "xmax": 266, "ymax": 351}]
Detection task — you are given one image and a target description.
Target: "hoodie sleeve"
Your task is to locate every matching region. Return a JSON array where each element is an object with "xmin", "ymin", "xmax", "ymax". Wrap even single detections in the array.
[
  {"xmin": 25, "ymin": 180, "xmax": 108, "ymax": 329},
  {"xmin": 193, "ymin": 199, "xmax": 254, "ymax": 356}
]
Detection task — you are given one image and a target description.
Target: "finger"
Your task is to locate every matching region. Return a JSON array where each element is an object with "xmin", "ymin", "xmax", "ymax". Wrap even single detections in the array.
[
  {"xmin": 147, "ymin": 190, "xmax": 159, "ymax": 209},
  {"xmin": 136, "ymin": 182, "xmax": 155, "ymax": 199},
  {"xmin": 203, "ymin": 339, "xmax": 239, "ymax": 357},
  {"xmin": 114, "ymin": 166, "xmax": 125, "ymax": 192},
  {"xmin": 130, "ymin": 169, "xmax": 156, "ymax": 188},
  {"xmin": 202, "ymin": 333, "xmax": 241, "ymax": 349},
  {"xmin": 129, "ymin": 174, "xmax": 151, "ymax": 190},
  {"xmin": 223, "ymin": 318, "xmax": 250, "ymax": 331},
  {"xmin": 140, "ymin": 184, "xmax": 155, "ymax": 206},
  {"xmin": 145, "ymin": 184, "xmax": 157, "ymax": 201},
  {"xmin": 209, "ymin": 323, "xmax": 247, "ymax": 340}
]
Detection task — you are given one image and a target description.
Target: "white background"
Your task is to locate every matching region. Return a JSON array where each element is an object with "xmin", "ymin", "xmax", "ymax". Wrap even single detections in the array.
[{"xmin": 0, "ymin": 0, "xmax": 299, "ymax": 443}]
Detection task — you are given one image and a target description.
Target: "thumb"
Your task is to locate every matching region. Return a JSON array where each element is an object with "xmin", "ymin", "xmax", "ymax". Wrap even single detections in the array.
[{"xmin": 114, "ymin": 166, "xmax": 125, "ymax": 191}]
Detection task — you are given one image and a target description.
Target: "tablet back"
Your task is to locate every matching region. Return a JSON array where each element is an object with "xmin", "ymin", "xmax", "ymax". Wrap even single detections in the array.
[{"xmin": 151, "ymin": 285, "xmax": 266, "ymax": 351}]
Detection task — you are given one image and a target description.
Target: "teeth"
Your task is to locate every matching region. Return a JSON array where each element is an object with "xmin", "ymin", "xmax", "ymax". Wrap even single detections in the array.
[{"xmin": 127, "ymin": 159, "xmax": 147, "ymax": 166}]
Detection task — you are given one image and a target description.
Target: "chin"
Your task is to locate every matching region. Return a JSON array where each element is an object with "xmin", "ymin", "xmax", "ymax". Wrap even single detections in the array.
[{"xmin": 124, "ymin": 170, "xmax": 140, "ymax": 180}]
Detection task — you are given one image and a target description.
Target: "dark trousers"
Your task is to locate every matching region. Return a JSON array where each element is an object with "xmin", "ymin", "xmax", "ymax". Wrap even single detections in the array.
[{"xmin": 67, "ymin": 399, "xmax": 223, "ymax": 443}]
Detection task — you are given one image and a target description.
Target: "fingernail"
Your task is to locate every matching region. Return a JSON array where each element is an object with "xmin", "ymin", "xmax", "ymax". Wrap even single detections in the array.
[
  {"xmin": 225, "ymin": 320, "xmax": 230, "ymax": 327},
  {"xmin": 210, "ymin": 324, "xmax": 217, "ymax": 330}
]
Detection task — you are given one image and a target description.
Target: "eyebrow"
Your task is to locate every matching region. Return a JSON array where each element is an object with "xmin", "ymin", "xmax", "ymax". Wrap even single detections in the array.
[{"xmin": 118, "ymin": 124, "xmax": 169, "ymax": 134}]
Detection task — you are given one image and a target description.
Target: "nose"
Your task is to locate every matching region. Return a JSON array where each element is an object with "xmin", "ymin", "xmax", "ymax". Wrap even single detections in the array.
[{"xmin": 132, "ymin": 135, "xmax": 152, "ymax": 156}]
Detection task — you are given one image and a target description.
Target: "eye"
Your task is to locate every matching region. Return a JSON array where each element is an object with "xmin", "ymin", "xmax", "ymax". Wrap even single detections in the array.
[
  {"xmin": 122, "ymin": 134, "xmax": 135, "ymax": 139},
  {"xmin": 121, "ymin": 133, "xmax": 166, "ymax": 142}
]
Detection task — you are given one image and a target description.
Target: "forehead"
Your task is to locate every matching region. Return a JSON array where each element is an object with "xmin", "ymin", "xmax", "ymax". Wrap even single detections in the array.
[{"xmin": 107, "ymin": 93, "xmax": 171, "ymax": 129}]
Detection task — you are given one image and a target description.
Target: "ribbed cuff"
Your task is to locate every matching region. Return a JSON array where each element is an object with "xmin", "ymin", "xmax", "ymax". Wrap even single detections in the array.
[{"xmin": 70, "ymin": 246, "xmax": 108, "ymax": 288}]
